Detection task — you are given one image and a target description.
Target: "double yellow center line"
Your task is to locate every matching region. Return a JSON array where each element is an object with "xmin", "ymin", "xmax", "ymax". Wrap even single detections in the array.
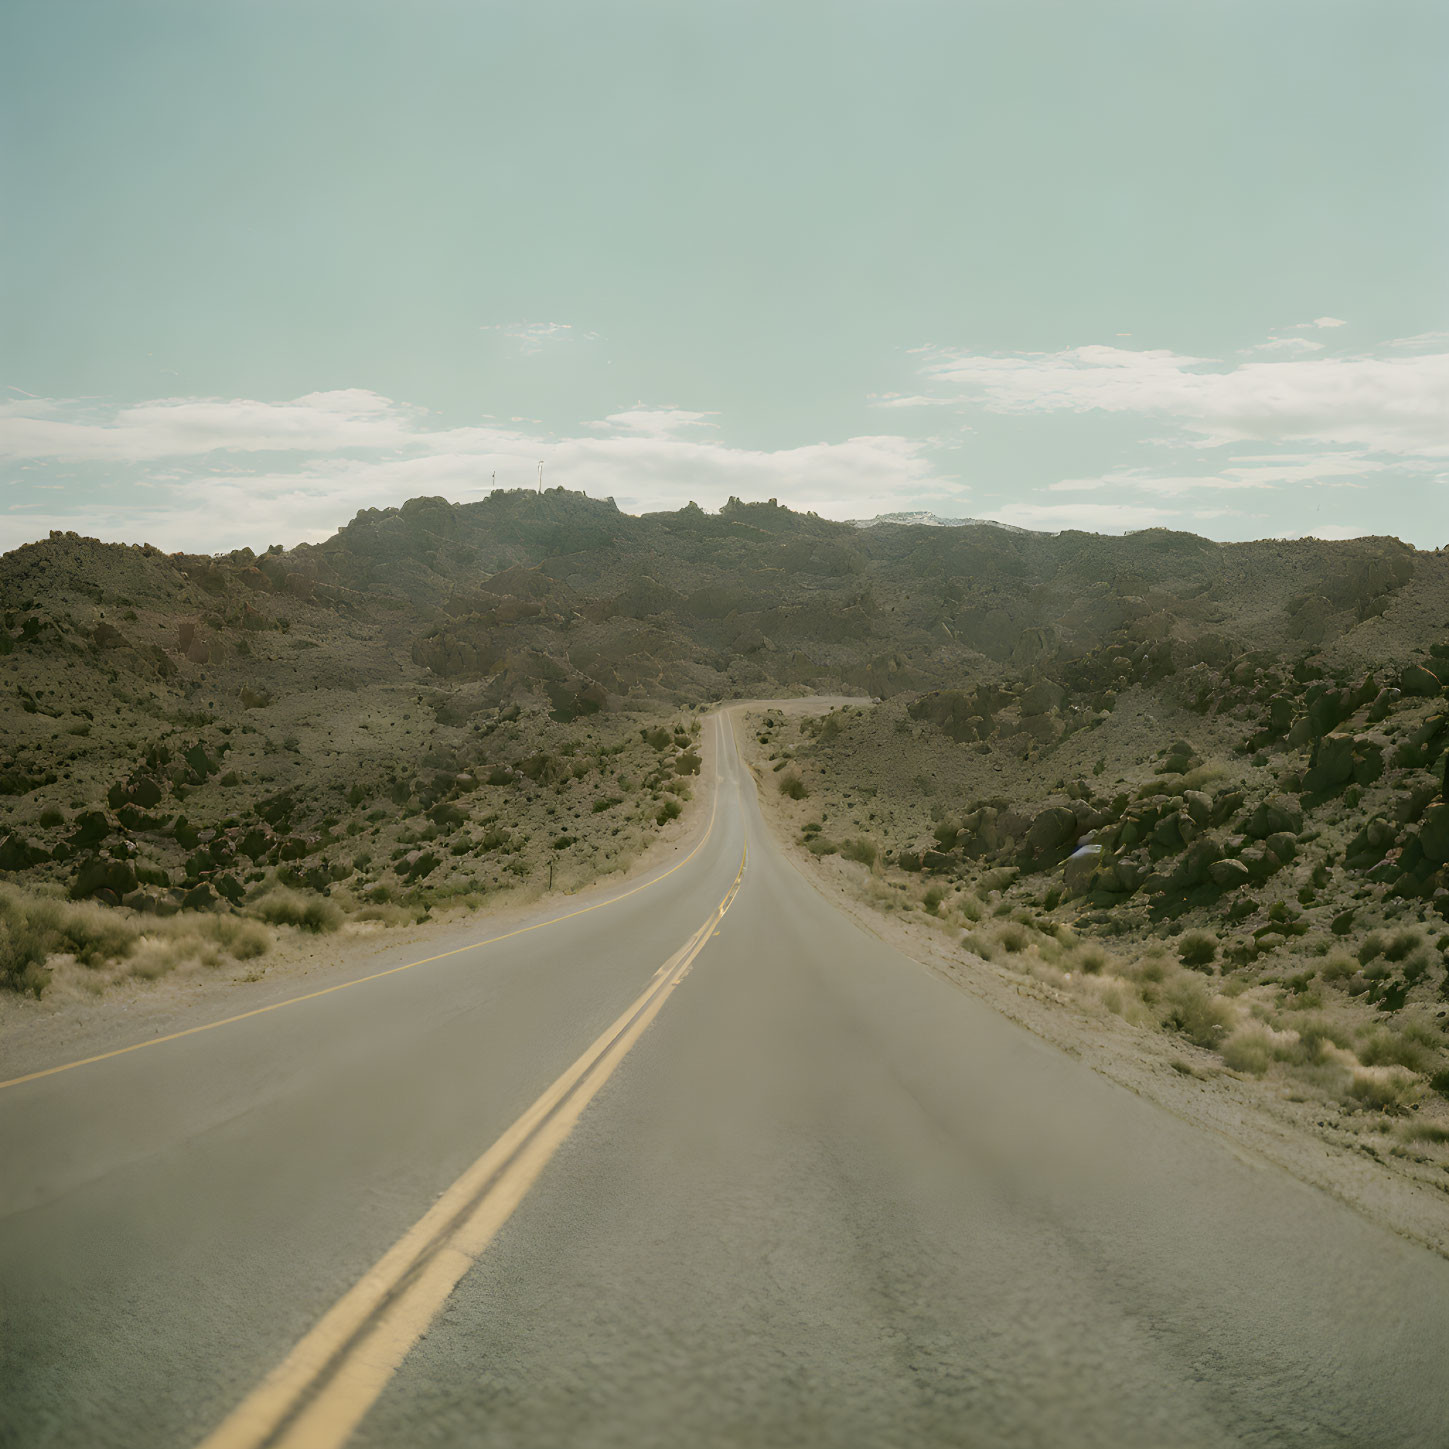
[{"xmin": 198, "ymin": 844, "xmax": 747, "ymax": 1449}]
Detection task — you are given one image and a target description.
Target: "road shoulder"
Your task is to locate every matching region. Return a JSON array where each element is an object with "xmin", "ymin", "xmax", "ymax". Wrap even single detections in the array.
[{"xmin": 736, "ymin": 707, "xmax": 1449, "ymax": 1262}]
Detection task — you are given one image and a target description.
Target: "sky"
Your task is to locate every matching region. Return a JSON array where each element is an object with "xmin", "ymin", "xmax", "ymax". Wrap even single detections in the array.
[{"xmin": 2, "ymin": 0, "xmax": 1446, "ymax": 553}]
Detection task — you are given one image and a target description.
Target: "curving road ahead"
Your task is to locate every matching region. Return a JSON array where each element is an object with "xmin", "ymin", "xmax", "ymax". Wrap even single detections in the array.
[{"xmin": 2, "ymin": 710, "xmax": 1448, "ymax": 1448}]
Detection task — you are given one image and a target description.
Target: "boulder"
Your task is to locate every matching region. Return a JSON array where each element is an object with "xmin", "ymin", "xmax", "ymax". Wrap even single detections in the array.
[
  {"xmin": 92, "ymin": 621, "xmax": 130, "ymax": 650},
  {"xmin": 1367, "ymin": 687, "xmax": 1401, "ymax": 722},
  {"xmin": 184, "ymin": 743, "xmax": 220, "ymax": 778},
  {"xmin": 68, "ymin": 811, "xmax": 112, "ymax": 848},
  {"xmin": 1420, "ymin": 803, "xmax": 1449, "ymax": 865},
  {"xmin": 1019, "ymin": 681, "xmax": 1065, "ymax": 717},
  {"xmin": 1062, "ymin": 845, "xmax": 1103, "ymax": 893},
  {"xmin": 1345, "ymin": 817, "xmax": 1398, "ymax": 871},
  {"xmin": 1152, "ymin": 810, "xmax": 1201, "ymax": 853},
  {"xmin": 1210, "ymin": 789, "xmax": 1246, "ymax": 827},
  {"xmin": 1305, "ymin": 686, "xmax": 1350, "ymax": 737},
  {"xmin": 1183, "ymin": 790, "xmax": 1213, "ymax": 826},
  {"xmin": 403, "ymin": 850, "xmax": 441, "ymax": 881},
  {"xmin": 1400, "ymin": 664, "xmax": 1442, "ymax": 698},
  {"xmin": 1353, "ymin": 735, "xmax": 1386, "ymax": 786},
  {"xmin": 1095, "ymin": 858, "xmax": 1145, "ymax": 894},
  {"xmin": 1208, "ymin": 858, "xmax": 1252, "ymax": 889},
  {"xmin": 213, "ymin": 873, "xmax": 245, "ymax": 905},
  {"xmin": 1267, "ymin": 695, "xmax": 1296, "ymax": 735},
  {"xmin": 70, "ymin": 855, "xmax": 138, "ymax": 900},
  {"xmin": 0, "ymin": 832, "xmax": 44, "ymax": 871},
  {"xmin": 181, "ymin": 882, "xmax": 219, "ymax": 911},
  {"xmin": 1172, "ymin": 835, "xmax": 1226, "ymax": 888},
  {"xmin": 1243, "ymin": 796, "xmax": 1303, "ymax": 840},
  {"xmin": 1023, "ymin": 806, "xmax": 1079, "ymax": 860},
  {"xmin": 1301, "ymin": 733, "xmax": 1356, "ymax": 793}
]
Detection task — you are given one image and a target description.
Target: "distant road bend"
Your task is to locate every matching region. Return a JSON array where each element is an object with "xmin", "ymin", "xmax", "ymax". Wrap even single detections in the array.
[{"xmin": 2, "ymin": 709, "xmax": 1448, "ymax": 1448}]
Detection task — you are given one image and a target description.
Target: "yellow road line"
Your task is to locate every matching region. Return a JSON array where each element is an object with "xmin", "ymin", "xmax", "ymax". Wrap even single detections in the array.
[
  {"xmin": 197, "ymin": 844, "xmax": 747, "ymax": 1449},
  {"xmin": 0, "ymin": 716, "xmax": 727, "ymax": 1093}
]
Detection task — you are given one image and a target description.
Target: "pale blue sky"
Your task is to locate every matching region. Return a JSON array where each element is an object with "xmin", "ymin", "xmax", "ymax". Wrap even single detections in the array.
[{"xmin": 2, "ymin": 0, "xmax": 1446, "ymax": 551}]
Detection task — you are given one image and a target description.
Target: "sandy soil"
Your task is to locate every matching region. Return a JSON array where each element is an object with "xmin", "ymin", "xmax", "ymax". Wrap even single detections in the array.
[{"xmin": 734, "ymin": 707, "xmax": 1449, "ymax": 1262}]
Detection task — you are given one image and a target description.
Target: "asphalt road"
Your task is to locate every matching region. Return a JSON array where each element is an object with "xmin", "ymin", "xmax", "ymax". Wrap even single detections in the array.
[{"xmin": 2, "ymin": 710, "xmax": 1448, "ymax": 1448}]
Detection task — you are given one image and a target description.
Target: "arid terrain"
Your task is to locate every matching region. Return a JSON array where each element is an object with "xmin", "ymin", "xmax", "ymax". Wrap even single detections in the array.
[
  {"xmin": 3, "ymin": 492, "xmax": 1447, "ymax": 1174},
  {"xmin": 6, "ymin": 495, "xmax": 1449, "ymax": 1449}
]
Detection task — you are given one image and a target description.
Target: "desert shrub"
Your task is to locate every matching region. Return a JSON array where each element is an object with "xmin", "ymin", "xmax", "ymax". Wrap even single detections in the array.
[
  {"xmin": 1403, "ymin": 1122, "xmax": 1449, "ymax": 1145},
  {"xmin": 0, "ymin": 894, "xmax": 61, "ymax": 996},
  {"xmin": 1076, "ymin": 944, "xmax": 1110, "ymax": 975},
  {"xmin": 1224, "ymin": 937, "xmax": 1259, "ymax": 968},
  {"xmin": 1384, "ymin": 929, "xmax": 1423, "ymax": 963},
  {"xmin": 1290, "ymin": 1016, "xmax": 1352, "ymax": 1061},
  {"xmin": 250, "ymin": 889, "xmax": 342, "ymax": 933},
  {"xmin": 778, "ymin": 772, "xmax": 808, "ymax": 800},
  {"xmin": 0, "ymin": 887, "xmax": 148, "ymax": 995},
  {"xmin": 1430, "ymin": 1069, "xmax": 1449, "ymax": 1100},
  {"xmin": 1348, "ymin": 1066, "xmax": 1421, "ymax": 1113},
  {"xmin": 997, "ymin": 923, "xmax": 1031, "ymax": 954},
  {"xmin": 1177, "ymin": 930, "xmax": 1218, "ymax": 969},
  {"xmin": 55, "ymin": 901, "xmax": 138, "ymax": 968},
  {"xmin": 1358, "ymin": 931, "xmax": 1386, "ymax": 966},
  {"xmin": 922, "ymin": 886, "xmax": 947, "ymax": 915},
  {"xmin": 1357, "ymin": 1026, "xmax": 1436, "ymax": 1074},
  {"xmin": 806, "ymin": 837, "xmax": 839, "ymax": 856},
  {"xmin": 194, "ymin": 915, "xmax": 271, "ymax": 960},
  {"xmin": 1159, "ymin": 975, "xmax": 1233, "ymax": 1049},
  {"xmin": 1401, "ymin": 950, "xmax": 1433, "ymax": 986},
  {"xmin": 1321, "ymin": 952, "xmax": 1358, "ymax": 982},
  {"xmin": 592, "ymin": 796, "xmax": 623, "ymax": 813},
  {"xmin": 840, "ymin": 838, "xmax": 878, "ymax": 868},
  {"xmin": 655, "ymin": 800, "xmax": 682, "ymax": 825},
  {"xmin": 961, "ymin": 931, "xmax": 996, "ymax": 961},
  {"xmin": 957, "ymin": 893, "xmax": 984, "ymax": 923},
  {"xmin": 1220, "ymin": 1024, "xmax": 1275, "ymax": 1076}
]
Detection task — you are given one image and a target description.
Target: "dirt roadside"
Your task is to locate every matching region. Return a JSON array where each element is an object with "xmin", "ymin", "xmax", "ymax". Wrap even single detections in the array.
[
  {"xmin": 732, "ymin": 705, "xmax": 1449, "ymax": 1262},
  {"xmin": 0, "ymin": 711, "xmax": 738, "ymax": 1084}
]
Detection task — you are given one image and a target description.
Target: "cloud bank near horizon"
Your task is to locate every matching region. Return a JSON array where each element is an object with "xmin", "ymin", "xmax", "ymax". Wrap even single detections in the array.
[
  {"xmin": 3, "ymin": 326, "xmax": 1445, "ymax": 554},
  {"xmin": 0, "ymin": 392, "xmax": 959, "ymax": 553}
]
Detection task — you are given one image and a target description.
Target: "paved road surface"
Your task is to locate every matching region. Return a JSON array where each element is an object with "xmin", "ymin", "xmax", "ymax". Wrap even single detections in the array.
[{"xmin": 2, "ymin": 711, "xmax": 1448, "ymax": 1448}]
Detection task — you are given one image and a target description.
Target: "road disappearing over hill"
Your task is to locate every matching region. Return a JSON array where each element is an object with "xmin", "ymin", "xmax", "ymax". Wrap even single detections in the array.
[{"xmin": 3, "ymin": 710, "xmax": 1448, "ymax": 1448}]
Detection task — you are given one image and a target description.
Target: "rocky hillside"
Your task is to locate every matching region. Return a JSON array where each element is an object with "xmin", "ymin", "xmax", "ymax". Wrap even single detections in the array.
[{"xmin": 2, "ymin": 487, "xmax": 1446, "ymax": 1008}]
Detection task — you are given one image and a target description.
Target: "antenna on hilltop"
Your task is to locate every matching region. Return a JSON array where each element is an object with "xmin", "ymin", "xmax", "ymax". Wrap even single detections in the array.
[{"xmin": 537, "ymin": 460, "xmax": 544, "ymax": 493}]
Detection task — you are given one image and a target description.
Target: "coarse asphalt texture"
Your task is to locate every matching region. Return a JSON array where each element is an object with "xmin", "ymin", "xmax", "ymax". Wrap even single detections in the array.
[{"xmin": 2, "ymin": 710, "xmax": 1448, "ymax": 1448}]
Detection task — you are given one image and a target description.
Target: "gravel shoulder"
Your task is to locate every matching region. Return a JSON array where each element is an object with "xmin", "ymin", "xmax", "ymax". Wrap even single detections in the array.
[
  {"xmin": 734, "ymin": 706, "xmax": 1449, "ymax": 1262},
  {"xmin": 0, "ymin": 715, "xmax": 725, "ymax": 1084}
]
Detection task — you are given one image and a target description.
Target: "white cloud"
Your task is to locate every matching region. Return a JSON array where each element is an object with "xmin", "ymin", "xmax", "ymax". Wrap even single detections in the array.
[
  {"xmin": 1246, "ymin": 336, "xmax": 1324, "ymax": 355},
  {"xmin": 480, "ymin": 321, "xmax": 590, "ymax": 354},
  {"xmin": 1313, "ymin": 316, "xmax": 1348, "ymax": 328},
  {"xmin": 588, "ymin": 406, "xmax": 717, "ymax": 438},
  {"xmin": 1047, "ymin": 453, "xmax": 1388, "ymax": 498},
  {"xmin": 0, "ymin": 391, "xmax": 964, "ymax": 553},
  {"xmin": 0, "ymin": 390, "xmax": 414, "ymax": 462},
  {"xmin": 907, "ymin": 342, "xmax": 1449, "ymax": 455}
]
